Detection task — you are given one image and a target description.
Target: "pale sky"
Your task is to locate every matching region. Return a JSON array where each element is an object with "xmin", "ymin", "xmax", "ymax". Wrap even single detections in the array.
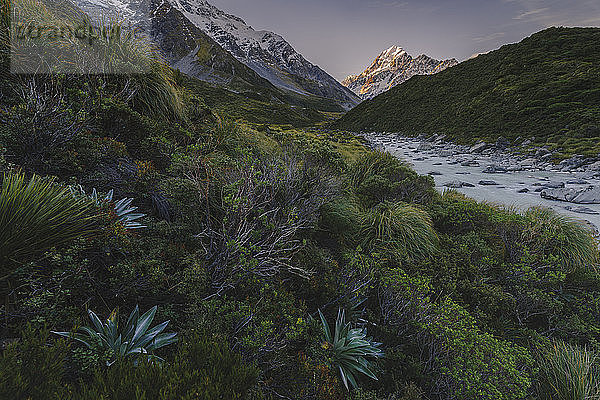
[{"xmin": 208, "ymin": 0, "xmax": 600, "ymax": 81}]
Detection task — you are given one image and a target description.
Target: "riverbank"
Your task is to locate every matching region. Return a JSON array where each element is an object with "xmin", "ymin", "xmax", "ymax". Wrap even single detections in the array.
[{"xmin": 357, "ymin": 132, "xmax": 600, "ymax": 232}]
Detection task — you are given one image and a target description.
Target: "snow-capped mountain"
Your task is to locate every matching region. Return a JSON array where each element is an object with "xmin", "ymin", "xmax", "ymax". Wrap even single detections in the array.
[
  {"xmin": 70, "ymin": 0, "xmax": 359, "ymax": 109},
  {"xmin": 165, "ymin": 0, "xmax": 359, "ymax": 109},
  {"xmin": 342, "ymin": 46, "xmax": 458, "ymax": 100}
]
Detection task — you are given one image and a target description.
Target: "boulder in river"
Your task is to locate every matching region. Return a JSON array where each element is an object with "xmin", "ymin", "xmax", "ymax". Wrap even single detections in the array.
[
  {"xmin": 567, "ymin": 179, "xmax": 590, "ymax": 185},
  {"xmin": 564, "ymin": 206, "xmax": 599, "ymax": 215},
  {"xmin": 479, "ymin": 180, "xmax": 498, "ymax": 186},
  {"xmin": 417, "ymin": 143, "xmax": 433, "ymax": 152},
  {"xmin": 428, "ymin": 171, "xmax": 443, "ymax": 176},
  {"xmin": 541, "ymin": 186, "xmax": 600, "ymax": 204},
  {"xmin": 469, "ymin": 142, "xmax": 488, "ymax": 153},
  {"xmin": 482, "ymin": 165, "xmax": 508, "ymax": 174},
  {"xmin": 444, "ymin": 180, "xmax": 464, "ymax": 188}
]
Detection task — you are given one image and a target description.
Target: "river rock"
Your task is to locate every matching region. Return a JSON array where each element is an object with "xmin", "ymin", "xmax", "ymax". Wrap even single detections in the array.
[
  {"xmin": 469, "ymin": 142, "xmax": 488, "ymax": 153},
  {"xmin": 417, "ymin": 143, "xmax": 433, "ymax": 152},
  {"xmin": 543, "ymin": 181, "xmax": 565, "ymax": 189},
  {"xmin": 541, "ymin": 186, "xmax": 600, "ymax": 204},
  {"xmin": 571, "ymin": 186, "xmax": 600, "ymax": 204},
  {"xmin": 520, "ymin": 158, "xmax": 538, "ymax": 168},
  {"xmin": 518, "ymin": 188, "xmax": 529, "ymax": 193},
  {"xmin": 567, "ymin": 179, "xmax": 590, "ymax": 185},
  {"xmin": 428, "ymin": 171, "xmax": 443, "ymax": 176},
  {"xmin": 588, "ymin": 161, "xmax": 600, "ymax": 171},
  {"xmin": 444, "ymin": 180, "xmax": 464, "ymax": 188},
  {"xmin": 462, "ymin": 182, "xmax": 475, "ymax": 188},
  {"xmin": 479, "ymin": 180, "xmax": 498, "ymax": 186},
  {"xmin": 461, "ymin": 160, "xmax": 480, "ymax": 167},
  {"xmin": 564, "ymin": 206, "xmax": 600, "ymax": 215},
  {"xmin": 482, "ymin": 165, "xmax": 508, "ymax": 174},
  {"xmin": 439, "ymin": 149, "xmax": 454, "ymax": 157}
]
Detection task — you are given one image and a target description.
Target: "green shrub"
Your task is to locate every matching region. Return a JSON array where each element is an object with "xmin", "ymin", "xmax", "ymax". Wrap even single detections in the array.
[
  {"xmin": 360, "ymin": 201, "xmax": 438, "ymax": 262},
  {"xmin": 72, "ymin": 332, "xmax": 258, "ymax": 400},
  {"xmin": 379, "ymin": 269, "xmax": 534, "ymax": 400},
  {"xmin": 0, "ymin": 328, "xmax": 257, "ymax": 400},
  {"xmin": 0, "ymin": 324, "xmax": 69, "ymax": 400},
  {"xmin": 0, "ymin": 172, "xmax": 98, "ymax": 265},
  {"xmin": 537, "ymin": 341, "xmax": 600, "ymax": 400}
]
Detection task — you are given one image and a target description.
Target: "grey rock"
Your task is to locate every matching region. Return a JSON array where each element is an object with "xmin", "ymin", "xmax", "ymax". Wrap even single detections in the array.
[
  {"xmin": 518, "ymin": 188, "xmax": 529, "ymax": 193},
  {"xmin": 461, "ymin": 182, "xmax": 475, "ymax": 188},
  {"xmin": 417, "ymin": 143, "xmax": 433, "ymax": 152},
  {"xmin": 461, "ymin": 160, "xmax": 480, "ymax": 167},
  {"xmin": 444, "ymin": 180, "xmax": 464, "ymax": 188},
  {"xmin": 541, "ymin": 186, "xmax": 600, "ymax": 204},
  {"xmin": 564, "ymin": 206, "xmax": 600, "ymax": 215},
  {"xmin": 469, "ymin": 142, "xmax": 488, "ymax": 153},
  {"xmin": 482, "ymin": 165, "xmax": 508, "ymax": 174},
  {"xmin": 588, "ymin": 161, "xmax": 600, "ymax": 171},
  {"xmin": 567, "ymin": 179, "xmax": 590, "ymax": 185},
  {"xmin": 428, "ymin": 171, "xmax": 443, "ymax": 176},
  {"xmin": 543, "ymin": 181, "xmax": 565, "ymax": 189},
  {"xmin": 479, "ymin": 180, "xmax": 498, "ymax": 186}
]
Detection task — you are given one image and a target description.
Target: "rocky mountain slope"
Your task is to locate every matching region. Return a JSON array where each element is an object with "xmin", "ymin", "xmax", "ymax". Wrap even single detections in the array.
[
  {"xmin": 70, "ymin": 0, "xmax": 357, "ymax": 111},
  {"xmin": 335, "ymin": 28, "xmax": 600, "ymax": 159},
  {"xmin": 162, "ymin": 0, "xmax": 360, "ymax": 109},
  {"xmin": 342, "ymin": 46, "xmax": 457, "ymax": 99}
]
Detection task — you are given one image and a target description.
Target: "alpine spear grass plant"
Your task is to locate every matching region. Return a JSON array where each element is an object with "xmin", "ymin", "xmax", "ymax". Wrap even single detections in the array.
[
  {"xmin": 0, "ymin": 171, "xmax": 98, "ymax": 266},
  {"xmin": 318, "ymin": 309, "xmax": 383, "ymax": 390},
  {"xmin": 53, "ymin": 305, "xmax": 177, "ymax": 366},
  {"xmin": 70, "ymin": 186, "xmax": 146, "ymax": 230}
]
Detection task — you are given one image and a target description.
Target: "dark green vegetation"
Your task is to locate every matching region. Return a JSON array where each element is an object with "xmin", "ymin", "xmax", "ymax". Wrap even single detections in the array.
[
  {"xmin": 335, "ymin": 27, "xmax": 600, "ymax": 158},
  {"xmin": 1, "ymin": 12, "xmax": 600, "ymax": 400}
]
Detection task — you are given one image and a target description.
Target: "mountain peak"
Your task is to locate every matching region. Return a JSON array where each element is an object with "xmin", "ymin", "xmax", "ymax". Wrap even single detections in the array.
[{"xmin": 342, "ymin": 47, "xmax": 458, "ymax": 100}]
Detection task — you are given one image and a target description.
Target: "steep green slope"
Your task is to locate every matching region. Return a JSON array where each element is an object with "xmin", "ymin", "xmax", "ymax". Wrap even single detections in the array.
[{"xmin": 335, "ymin": 27, "xmax": 600, "ymax": 154}]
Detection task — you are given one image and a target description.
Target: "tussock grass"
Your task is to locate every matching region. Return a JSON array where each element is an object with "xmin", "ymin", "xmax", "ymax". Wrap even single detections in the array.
[
  {"xmin": 523, "ymin": 207, "xmax": 599, "ymax": 273},
  {"xmin": 0, "ymin": 171, "xmax": 98, "ymax": 265},
  {"xmin": 361, "ymin": 201, "xmax": 438, "ymax": 261},
  {"xmin": 538, "ymin": 341, "xmax": 600, "ymax": 400}
]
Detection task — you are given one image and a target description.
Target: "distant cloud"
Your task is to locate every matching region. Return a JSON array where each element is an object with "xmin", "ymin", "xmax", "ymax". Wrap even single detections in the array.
[
  {"xmin": 513, "ymin": 7, "xmax": 550, "ymax": 20},
  {"xmin": 505, "ymin": 0, "xmax": 600, "ymax": 26},
  {"xmin": 472, "ymin": 32, "xmax": 506, "ymax": 43}
]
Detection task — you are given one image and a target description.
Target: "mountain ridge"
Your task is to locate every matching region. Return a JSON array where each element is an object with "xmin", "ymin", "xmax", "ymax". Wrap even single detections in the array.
[{"xmin": 342, "ymin": 45, "xmax": 458, "ymax": 99}]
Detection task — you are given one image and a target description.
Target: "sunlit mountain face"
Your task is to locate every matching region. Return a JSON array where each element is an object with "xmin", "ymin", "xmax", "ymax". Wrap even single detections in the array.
[{"xmin": 342, "ymin": 45, "xmax": 458, "ymax": 99}]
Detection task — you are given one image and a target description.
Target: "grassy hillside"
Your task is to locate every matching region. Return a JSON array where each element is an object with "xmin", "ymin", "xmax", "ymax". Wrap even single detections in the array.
[{"xmin": 335, "ymin": 27, "xmax": 600, "ymax": 156}]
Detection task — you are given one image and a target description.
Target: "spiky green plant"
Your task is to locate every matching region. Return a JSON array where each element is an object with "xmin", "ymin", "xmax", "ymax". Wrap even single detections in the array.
[
  {"xmin": 70, "ymin": 186, "xmax": 146, "ymax": 230},
  {"xmin": 0, "ymin": 172, "xmax": 98, "ymax": 265},
  {"xmin": 538, "ymin": 340, "xmax": 600, "ymax": 400},
  {"xmin": 523, "ymin": 206, "xmax": 599, "ymax": 273},
  {"xmin": 53, "ymin": 305, "xmax": 177, "ymax": 365},
  {"xmin": 360, "ymin": 201, "xmax": 438, "ymax": 260},
  {"xmin": 318, "ymin": 309, "xmax": 383, "ymax": 390}
]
